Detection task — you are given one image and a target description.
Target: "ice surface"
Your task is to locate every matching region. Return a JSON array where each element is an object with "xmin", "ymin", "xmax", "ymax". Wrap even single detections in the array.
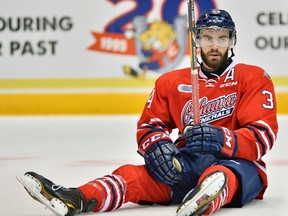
[{"xmin": 0, "ymin": 115, "xmax": 287, "ymax": 216}]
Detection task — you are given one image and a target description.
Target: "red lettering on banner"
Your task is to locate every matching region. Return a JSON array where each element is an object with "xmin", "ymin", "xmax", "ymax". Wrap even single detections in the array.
[{"xmin": 88, "ymin": 32, "xmax": 136, "ymax": 55}]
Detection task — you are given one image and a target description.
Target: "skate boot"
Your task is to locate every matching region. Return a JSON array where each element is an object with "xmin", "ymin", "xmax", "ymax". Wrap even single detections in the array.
[
  {"xmin": 17, "ymin": 172, "xmax": 98, "ymax": 216},
  {"xmin": 176, "ymin": 171, "xmax": 227, "ymax": 216}
]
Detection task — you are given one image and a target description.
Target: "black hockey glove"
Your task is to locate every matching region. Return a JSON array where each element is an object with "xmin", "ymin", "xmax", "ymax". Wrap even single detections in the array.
[
  {"xmin": 182, "ymin": 123, "xmax": 238, "ymax": 158},
  {"xmin": 143, "ymin": 140, "xmax": 182, "ymax": 186}
]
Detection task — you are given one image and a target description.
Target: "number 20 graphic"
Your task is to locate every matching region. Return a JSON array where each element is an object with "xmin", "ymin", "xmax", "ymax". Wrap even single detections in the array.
[{"xmin": 104, "ymin": 0, "xmax": 217, "ymax": 33}]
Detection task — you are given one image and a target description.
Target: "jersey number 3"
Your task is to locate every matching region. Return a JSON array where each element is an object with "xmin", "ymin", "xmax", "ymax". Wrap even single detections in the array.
[{"xmin": 262, "ymin": 90, "xmax": 274, "ymax": 109}]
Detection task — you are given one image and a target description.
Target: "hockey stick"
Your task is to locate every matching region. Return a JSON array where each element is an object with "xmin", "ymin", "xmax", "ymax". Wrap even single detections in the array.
[
  {"xmin": 172, "ymin": 0, "xmax": 200, "ymax": 173},
  {"xmin": 187, "ymin": 0, "xmax": 200, "ymax": 126}
]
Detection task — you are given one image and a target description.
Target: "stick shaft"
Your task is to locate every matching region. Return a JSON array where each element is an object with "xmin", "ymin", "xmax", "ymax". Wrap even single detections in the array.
[
  {"xmin": 172, "ymin": 0, "xmax": 200, "ymax": 174},
  {"xmin": 187, "ymin": 0, "xmax": 200, "ymax": 125}
]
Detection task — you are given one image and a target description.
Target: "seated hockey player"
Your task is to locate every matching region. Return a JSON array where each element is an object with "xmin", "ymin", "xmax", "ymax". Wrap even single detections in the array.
[{"xmin": 17, "ymin": 9, "xmax": 278, "ymax": 216}]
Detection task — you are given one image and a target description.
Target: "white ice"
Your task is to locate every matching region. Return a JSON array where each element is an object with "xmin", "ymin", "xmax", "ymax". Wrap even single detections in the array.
[{"xmin": 0, "ymin": 115, "xmax": 287, "ymax": 216}]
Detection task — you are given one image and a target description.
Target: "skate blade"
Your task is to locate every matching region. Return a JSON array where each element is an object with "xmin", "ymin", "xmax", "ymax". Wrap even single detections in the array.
[
  {"xmin": 176, "ymin": 171, "xmax": 226, "ymax": 216},
  {"xmin": 16, "ymin": 175, "xmax": 68, "ymax": 216}
]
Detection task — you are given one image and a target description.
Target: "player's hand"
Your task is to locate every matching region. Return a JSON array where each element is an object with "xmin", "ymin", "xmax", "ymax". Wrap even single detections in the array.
[
  {"xmin": 182, "ymin": 123, "xmax": 238, "ymax": 158},
  {"xmin": 143, "ymin": 140, "xmax": 182, "ymax": 186}
]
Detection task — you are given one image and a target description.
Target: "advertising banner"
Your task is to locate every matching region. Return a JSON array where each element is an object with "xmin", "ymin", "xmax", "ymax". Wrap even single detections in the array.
[{"xmin": 0, "ymin": 0, "xmax": 287, "ymax": 114}]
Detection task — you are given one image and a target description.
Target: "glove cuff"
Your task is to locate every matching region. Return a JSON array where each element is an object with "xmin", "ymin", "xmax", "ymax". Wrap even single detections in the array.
[
  {"xmin": 220, "ymin": 127, "xmax": 238, "ymax": 158},
  {"xmin": 138, "ymin": 131, "xmax": 171, "ymax": 156}
]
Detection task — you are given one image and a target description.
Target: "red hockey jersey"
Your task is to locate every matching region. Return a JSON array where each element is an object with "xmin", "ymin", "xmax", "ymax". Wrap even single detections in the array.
[{"xmin": 137, "ymin": 61, "xmax": 278, "ymax": 198}]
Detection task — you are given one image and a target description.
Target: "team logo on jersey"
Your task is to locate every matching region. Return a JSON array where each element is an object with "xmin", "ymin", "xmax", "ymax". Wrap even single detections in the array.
[
  {"xmin": 178, "ymin": 84, "xmax": 192, "ymax": 93},
  {"xmin": 181, "ymin": 93, "xmax": 237, "ymax": 126}
]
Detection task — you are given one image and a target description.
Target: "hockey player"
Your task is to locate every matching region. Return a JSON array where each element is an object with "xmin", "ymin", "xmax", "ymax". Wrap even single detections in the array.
[{"xmin": 17, "ymin": 9, "xmax": 278, "ymax": 216}]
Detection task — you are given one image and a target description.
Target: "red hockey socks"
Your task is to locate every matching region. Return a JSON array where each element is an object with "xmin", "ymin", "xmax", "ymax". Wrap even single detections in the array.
[
  {"xmin": 78, "ymin": 164, "xmax": 172, "ymax": 213},
  {"xmin": 199, "ymin": 165, "xmax": 239, "ymax": 215},
  {"xmin": 78, "ymin": 174, "xmax": 127, "ymax": 212}
]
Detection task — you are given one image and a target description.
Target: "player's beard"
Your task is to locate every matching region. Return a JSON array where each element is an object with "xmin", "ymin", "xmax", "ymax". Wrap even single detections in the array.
[{"xmin": 201, "ymin": 49, "xmax": 229, "ymax": 72}]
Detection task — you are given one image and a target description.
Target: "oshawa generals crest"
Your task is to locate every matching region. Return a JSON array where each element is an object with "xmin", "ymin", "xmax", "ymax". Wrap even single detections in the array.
[{"xmin": 181, "ymin": 93, "xmax": 237, "ymax": 127}]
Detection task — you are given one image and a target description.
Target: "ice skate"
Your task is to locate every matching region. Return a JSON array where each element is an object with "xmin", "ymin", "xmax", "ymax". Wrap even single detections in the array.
[
  {"xmin": 16, "ymin": 172, "xmax": 97, "ymax": 216},
  {"xmin": 176, "ymin": 171, "xmax": 227, "ymax": 216}
]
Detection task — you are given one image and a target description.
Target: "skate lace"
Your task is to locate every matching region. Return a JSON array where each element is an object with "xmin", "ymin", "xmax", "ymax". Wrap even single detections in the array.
[{"xmin": 52, "ymin": 184, "xmax": 63, "ymax": 191}]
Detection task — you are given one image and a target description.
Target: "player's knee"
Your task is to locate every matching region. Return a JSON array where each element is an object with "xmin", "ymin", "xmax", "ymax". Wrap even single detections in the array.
[
  {"xmin": 113, "ymin": 164, "xmax": 133, "ymax": 176},
  {"xmin": 113, "ymin": 164, "xmax": 146, "ymax": 180}
]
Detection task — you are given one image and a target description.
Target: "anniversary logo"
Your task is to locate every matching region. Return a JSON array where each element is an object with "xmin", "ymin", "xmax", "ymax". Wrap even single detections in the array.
[{"xmin": 88, "ymin": 0, "xmax": 217, "ymax": 78}]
